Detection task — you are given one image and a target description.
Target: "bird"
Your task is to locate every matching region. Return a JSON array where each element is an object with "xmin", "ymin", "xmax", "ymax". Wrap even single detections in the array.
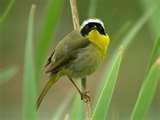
[{"xmin": 36, "ymin": 18, "xmax": 110, "ymax": 110}]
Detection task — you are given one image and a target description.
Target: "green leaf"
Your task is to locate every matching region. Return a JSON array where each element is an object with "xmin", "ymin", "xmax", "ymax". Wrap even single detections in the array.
[
  {"xmin": 23, "ymin": 5, "xmax": 37, "ymax": 120},
  {"xmin": 0, "ymin": 0, "xmax": 16, "ymax": 26},
  {"xmin": 147, "ymin": 37, "xmax": 160, "ymax": 72},
  {"xmin": 140, "ymin": 0, "xmax": 160, "ymax": 74},
  {"xmin": 92, "ymin": 48, "xmax": 123, "ymax": 120},
  {"xmin": 131, "ymin": 57, "xmax": 160, "ymax": 120},
  {"xmin": 70, "ymin": 94, "xmax": 84, "ymax": 120},
  {"xmin": 112, "ymin": 21, "xmax": 132, "ymax": 42},
  {"xmin": 120, "ymin": 9, "xmax": 154, "ymax": 49},
  {"xmin": 36, "ymin": 0, "xmax": 63, "ymax": 79},
  {"xmin": 0, "ymin": 66, "xmax": 17, "ymax": 83},
  {"xmin": 88, "ymin": 0, "xmax": 98, "ymax": 17},
  {"xmin": 52, "ymin": 91, "xmax": 74, "ymax": 120},
  {"xmin": 140, "ymin": 0, "xmax": 160, "ymax": 37}
]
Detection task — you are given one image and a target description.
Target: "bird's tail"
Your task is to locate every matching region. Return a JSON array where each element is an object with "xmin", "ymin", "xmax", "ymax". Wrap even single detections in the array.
[{"xmin": 36, "ymin": 73, "xmax": 59, "ymax": 110}]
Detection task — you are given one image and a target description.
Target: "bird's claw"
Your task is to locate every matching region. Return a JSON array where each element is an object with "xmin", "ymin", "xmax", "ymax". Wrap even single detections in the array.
[{"xmin": 80, "ymin": 91, "xmax": 91, "ymax": 103}]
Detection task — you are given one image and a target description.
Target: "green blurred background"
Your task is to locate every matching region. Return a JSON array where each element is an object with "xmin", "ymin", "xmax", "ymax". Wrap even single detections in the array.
[{"xmin": 0, "ymin": 0, "xmax": 160, "ymax": 119}]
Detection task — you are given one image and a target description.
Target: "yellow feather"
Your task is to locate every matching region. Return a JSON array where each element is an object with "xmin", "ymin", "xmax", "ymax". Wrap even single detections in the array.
[{"xmin": 86, "ymin": 29, "xmax": 110, "ymax": 55}]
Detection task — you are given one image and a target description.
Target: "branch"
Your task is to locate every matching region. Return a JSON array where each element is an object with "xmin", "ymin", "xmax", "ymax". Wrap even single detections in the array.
[{"xmin": 70, "ymin": 0, "xmax": 80, "ymax": 31}]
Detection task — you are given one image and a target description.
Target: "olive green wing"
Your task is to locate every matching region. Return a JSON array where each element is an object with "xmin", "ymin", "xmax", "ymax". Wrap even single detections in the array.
[{"xmin": 45, "ymin": 30, "xmax": 89, "ymax": 73}]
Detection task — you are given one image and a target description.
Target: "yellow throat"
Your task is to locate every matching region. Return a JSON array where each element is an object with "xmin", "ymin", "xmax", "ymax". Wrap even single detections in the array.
[{"xmin": 86, "ymin": 29, "xmax": 110, "ymax": 55}]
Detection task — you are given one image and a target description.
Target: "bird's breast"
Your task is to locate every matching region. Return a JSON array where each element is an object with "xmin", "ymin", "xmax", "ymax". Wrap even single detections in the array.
[{"xmin": 67, "ymin": 44, "xmax": 105, "ymax": 78}]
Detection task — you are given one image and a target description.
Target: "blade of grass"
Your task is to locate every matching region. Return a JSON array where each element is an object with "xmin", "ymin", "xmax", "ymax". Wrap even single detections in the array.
[
  {"xmin": 52, "ymin": 90, "xmax": 74, "ymax": 120},
  {"xmin": 112, "ymin": 21, "xmax": 132, "ymax": 42},
  {"xmin": 140, "ymin": 0, "xmax": 160, "ymax": 37},
  {"xmin": 138, "ymin": 2, "xmax": 160, "ymax": 118},
  {"xmin": 140, "ymin": 0, "xmax": 160, "ymax": 74},
  {"xmin": 88, "ymin": 0, "xmax": 98, "ymax": 17},
  {"xmin": 92, "ymin": 48, "xmax": 123, "ymax": 120},
  {"xmin": 70, "ymin": 95, "xmax": 84, "ymax": 120},
  {"xmin": 0, "ymin": 66, "xmax": 17, "ymax": 83},
  {"xmin": 0, "ymin": 0, "xmax": 16, "ymax": 26},
  {"xmin": 92, "ymin": 9, "xmax": 154, "ymax": 120},
  {"xmin": 131, "ymin": 56, "xmax": 160, "ymax": 120},
  {"xmin": 23, "ymin": 5, "xmax": 36, "ymax": 120},
  {"xmin": 120, "ymin": 9, "xmax": 154, "ymax": 49},
  {"xmin": 146, "ymin": 37, "xmax": 160, "ymax": 72},
  {"xmin": 36, "ymin": 0, "xmax": 63, "ymax": 79}
]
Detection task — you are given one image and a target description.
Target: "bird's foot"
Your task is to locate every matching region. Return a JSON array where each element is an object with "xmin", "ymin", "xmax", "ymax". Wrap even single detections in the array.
[{"xmin": 80, "ymin": 91, "xmax": 91, "ymax": 103}]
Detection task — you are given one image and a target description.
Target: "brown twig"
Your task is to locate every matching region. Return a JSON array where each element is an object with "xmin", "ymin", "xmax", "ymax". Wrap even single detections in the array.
[
  {"xmin": 70, "ymin": 0, "xmax": 80, "ymax": 31},
  {"xmin": 85, "ymin": 101, "xmax": 92, "ymax": 120},
  {"xmin": 69, "ymin": 0, "xmax": 92, "ymax": 120}
]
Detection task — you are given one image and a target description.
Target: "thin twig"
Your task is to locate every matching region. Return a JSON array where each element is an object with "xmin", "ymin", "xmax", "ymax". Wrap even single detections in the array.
[
  {"xmin": 70, "ymin": 0, "xmax": 80, "ymax": 31},
  {"xmin": 69, "ymin": 0, "xmax": 92, "ymax": 120},
  {"xmin": 85, "ymin": 102, "xmax": 92, "ymax": 120}
]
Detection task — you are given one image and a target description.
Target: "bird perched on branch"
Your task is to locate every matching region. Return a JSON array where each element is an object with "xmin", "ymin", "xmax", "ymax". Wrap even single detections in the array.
[{"xmin": 37, "ymin": 18, "xmax": 110, "ymax": 110}]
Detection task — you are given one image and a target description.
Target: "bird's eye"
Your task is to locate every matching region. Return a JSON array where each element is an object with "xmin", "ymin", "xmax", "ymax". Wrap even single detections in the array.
[
  {"xmin": 96, "ymin": 23, "xmax": 106, "ymax": 35},
  {"xmin": 85, "ymin": 25, "xmax": 89, "ymax": 30}
]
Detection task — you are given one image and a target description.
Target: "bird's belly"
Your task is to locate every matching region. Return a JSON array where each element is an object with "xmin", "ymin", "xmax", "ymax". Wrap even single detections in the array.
[{"xmin": 67, "ymin": 45, "xmax": 104, "ymax": 78}]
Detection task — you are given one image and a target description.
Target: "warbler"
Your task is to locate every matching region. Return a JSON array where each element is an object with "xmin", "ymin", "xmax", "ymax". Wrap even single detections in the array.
[{"xmin": 37, "ymin": 18, "xmax": 110, "ymax": 109}]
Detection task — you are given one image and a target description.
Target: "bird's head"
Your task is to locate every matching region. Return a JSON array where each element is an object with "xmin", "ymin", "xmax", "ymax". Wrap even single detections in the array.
[{"xmin": 80, "ymin": 18, "xmax": 110, "ymax": 55}]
